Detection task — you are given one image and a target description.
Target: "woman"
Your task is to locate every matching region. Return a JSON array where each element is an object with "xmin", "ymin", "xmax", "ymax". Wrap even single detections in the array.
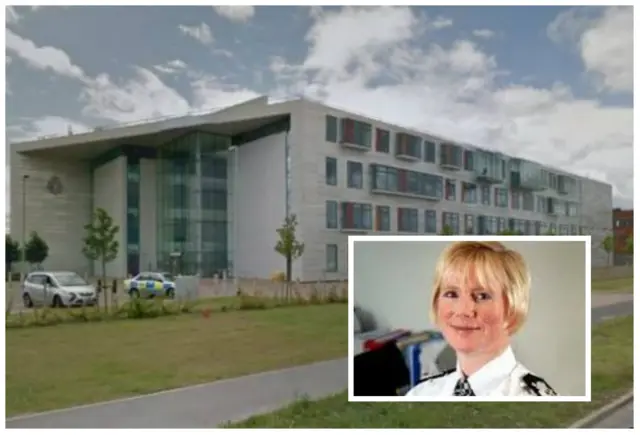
[{"xmin": 406, "ymin": 241, "xmax": 557, "ymax": 397}]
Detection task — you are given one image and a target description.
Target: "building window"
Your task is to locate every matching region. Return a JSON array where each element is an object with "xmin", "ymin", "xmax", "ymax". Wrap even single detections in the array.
[
  {"xmin": 341, "ymin": 118, "xmax": 372, "ymax": 149},
  {"xmin": 376, "ymin": 205, "xmax": 391, "ymax": 231},
  {"xmin": 424, "ymin": 141, "xmax": 436, "ymax": 163},
  {"xmin": 464, "ymin": 214, "xmax": 475, "ymax": 234},
  {"xmin": 325, "ymin": 157, "xmax": 337, "ymax": 186},
  {"xmin": 510, "ymin": 191, "xmax": 521, "ymax": 209},
  {"xmin": 488, "ymin": 216, "xmax": 498, "ymax": 234},
  {"xmin": 536, "ymin": 195, "xmax": 547, "ymax": 213},
  {"xmin": 326, "ymin": 115, "xmax": 338, "ymax": 143},
  {"xmin": 370, "ymin": 164, "xmax": 443, "ymax": 199},
  {"xmin": 570, "ymin": 224, "xmax": 578, "ymax": 235},
  {"xmin": 341, "ymin": 202, "xmax": 372, "ymax": 230},
  {"xmin": 464, "ymin": 150, "xmax": 474, "ymax": 171},
  {"xmin": 376, "ymin": 128, "xmax": 390, "ymax": 153},
  {"xmin": 395, "ymin": 133, "xmax": 421, "ymax": 159},
  {"xmin": 566, "ymin": 202, "xmax": 578, "ymax": 217},
  {"xmin": 445, "ymin": 179, "xmax": 457, "ymax": 201},
  {"xmin": 462, "ymin": 182, "xmax": 477, "ymax": 204},
  {"xmin": 442, "ymin": 212, "xmax": 460, "ymax": 234},
  {"xmin": 559, "ymin": 224, "xmax": 569, "ymax": 235},
  {"xmin": 398, "ymin": 207, "xmax": 419, "ymax": 233},
  {"xmin": 580, "ymin": 226, "xmax": 588, "ymax": 235},
  {"xmin": 440, "ymin": 143, "xmax": 463, "ymax": 168},
  {"xmin": 326, "ymin": 200, "xmax": 338, "ymax": 229},
  {"xmin": 480, "ymin": 185, "xmax": 491, "ymax": 206},
  {"xmin": 425, "ymin": 210, "xmax": 437, "ymax": 233},
  {"xmin": 326, "ymin": 244, "xmax": 338, "ymax": 272},
  {"xmin": 497, "ymin": 217, "xmax": 506, "ymax": 233},
  {"xmin": 347, "ymin": 161, "xmax": 363, "ymax": 189},
  {"xmin": 522, "ymin": 192, "xmax": 534, "ymax": 211},
  {"xmin": 495, "ymin": 187, "xmax": 508, "ymax": 208}
]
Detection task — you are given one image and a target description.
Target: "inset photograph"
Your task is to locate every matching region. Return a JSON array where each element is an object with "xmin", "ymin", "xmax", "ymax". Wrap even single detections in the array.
[{"xmin": 349, "ymin": 236, "xmax": 590, "ymax": 402}]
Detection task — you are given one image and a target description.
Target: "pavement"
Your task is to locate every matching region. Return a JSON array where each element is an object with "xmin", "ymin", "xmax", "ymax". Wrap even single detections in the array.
[
  {"xmin": 6, "ymin": 297, "xmax": 633, "ymax": 429},
  {"xmin": 589, "ymin": 398, "xmax": 634, "ymax": 429}
]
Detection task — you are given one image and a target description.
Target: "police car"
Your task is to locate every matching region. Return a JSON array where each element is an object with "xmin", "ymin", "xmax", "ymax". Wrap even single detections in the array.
[{"xmin": 124, "ymin": 272, "xmax": 176, "ymax": 299}]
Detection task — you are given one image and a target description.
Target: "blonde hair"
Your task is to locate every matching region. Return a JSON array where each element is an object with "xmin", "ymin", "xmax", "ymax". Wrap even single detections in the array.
[{"xmin": 429, "ymin": 241, "xmax": 531, "ymax": 335}]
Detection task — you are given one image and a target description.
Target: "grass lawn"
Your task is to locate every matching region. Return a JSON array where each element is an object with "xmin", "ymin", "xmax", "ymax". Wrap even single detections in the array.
[
  {"xmin": 591, "ymin": 276, "xmax": 634, "ymax": 293},
  {"xmin": 229, "ymin": 316, "xmax": 633, "ymax": 429},
  {"xmin": 6, "ymin": 303, "xmax": 347, "ymax": 417}
]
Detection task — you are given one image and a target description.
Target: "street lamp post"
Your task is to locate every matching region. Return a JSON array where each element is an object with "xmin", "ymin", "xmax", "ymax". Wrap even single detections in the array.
[{"xmin": 21, "ymin": 174, "xmax": 29, "ymax": 278}]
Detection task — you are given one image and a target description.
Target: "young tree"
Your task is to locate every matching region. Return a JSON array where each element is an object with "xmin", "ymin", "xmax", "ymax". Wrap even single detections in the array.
[
  {"xmin": 440, "ymin": 225, "xmax": 455, "ymax": 235},
  {"xmin": 275, "ymin": 214, "xmax": 305, "ymax": 286},
  {"xmin": 497, "ymin": 229, "xmax": 520, "ymax": 235},
  {"xmin": 24, "ymin": 231, "xmax": 49, "ymax": 269},
  {"xmin": 600, "ymin": 234, "xmax": 614, "ymax": 266},
  {"xmin": 625, "ymin": 235, "xmax": 633, "ymax": 254},
  {"xmin": 544, "ymin": 228, "xmax": 556, "ymax": 235},
  {"xmin": 82, "ymin": 208, "xmax": 120, "ymax": 310},
  {"xmin": 5, "ymin": 235, "xmax": 20, "ymax": 277}
]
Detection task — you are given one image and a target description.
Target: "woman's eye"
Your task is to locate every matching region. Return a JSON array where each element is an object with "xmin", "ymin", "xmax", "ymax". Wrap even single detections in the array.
[
  {"xmin": 442, "ymin": 290, "xmax": 458, "ymax": 298},
  {"xmin": 475, "ymin": 292, "xmax": 493, "ymax": 301}
]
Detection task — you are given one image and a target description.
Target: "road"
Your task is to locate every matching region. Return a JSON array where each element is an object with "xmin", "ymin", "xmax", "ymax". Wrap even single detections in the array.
[
  {"xmin": 590, "ymin": 399, "xmax": 634, "ymax": 429},
  {"xmin": 6, "ymin": 300, "xmax": 633, "ymax": 429}
]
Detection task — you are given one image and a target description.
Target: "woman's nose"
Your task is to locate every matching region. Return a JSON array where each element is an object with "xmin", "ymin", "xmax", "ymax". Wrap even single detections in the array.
[{"xmin": 453, "ymin": 295, "xmax": 476, "ymax": 316}]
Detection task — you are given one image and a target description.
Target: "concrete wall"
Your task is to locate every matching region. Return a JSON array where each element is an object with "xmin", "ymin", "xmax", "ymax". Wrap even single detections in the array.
[
  {"xmin": 9, "ymin": 151, "xmax": 91, "ymax": 274},
  {"xmin": 353, "ymin": 240, "xmax": 588, "ymax": 397},
  {"xmin": 92, "ymin": 156, "xmax": 127, "ymax": 277},
  {"xmin": 139, "ymin": 158, "xmax": 157, "ymax": 271},
  {"xmin": 289, "ymin": 99, "xmax": 612, "ymax": 280},
  {"xmin": 231, "ymin": 132, "xmax": 288, "ymax": 279}
]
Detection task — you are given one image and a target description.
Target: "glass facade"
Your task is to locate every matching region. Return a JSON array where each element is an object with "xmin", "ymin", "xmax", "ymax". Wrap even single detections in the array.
[
  {"xmin": 155, "ymin": 131, "xmax": 232, "ymax": 277},
  {"xmin": 126, "ymin": 156, "xmax": 141, "ymax": 276}
]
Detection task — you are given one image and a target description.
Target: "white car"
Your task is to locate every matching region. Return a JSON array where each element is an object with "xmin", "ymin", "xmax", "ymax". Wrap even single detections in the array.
[
  {"xmin": 22, "ymin": 271, "xmax": 97, "ymax": 308},
  {"xmin": 124, "ymin": 272, "xmax": 176, "ymax": 299}
]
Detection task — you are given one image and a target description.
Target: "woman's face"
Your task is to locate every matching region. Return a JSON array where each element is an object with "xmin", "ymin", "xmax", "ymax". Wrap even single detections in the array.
[{"xmin": 435, "ymin": 265, "xmax": 511, "ymax": 356}]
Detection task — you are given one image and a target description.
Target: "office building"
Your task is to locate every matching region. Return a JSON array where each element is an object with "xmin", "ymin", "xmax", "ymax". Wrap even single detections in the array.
[{"xmin": 9, "ymin": 97, "xmax": 613, "ymax": 280}]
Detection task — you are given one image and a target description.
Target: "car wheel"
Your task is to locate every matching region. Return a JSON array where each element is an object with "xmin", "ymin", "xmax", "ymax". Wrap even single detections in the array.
[
  {"xmin": 22, "ymin": 293, "xmax": 33, "ymax": 308},
  {"xmin": 165, "ymin": 288, "xmax": 175, "ymax": 299},
  {"xmin": 129, "ymin": 289, "xmax": 140, "ymax": 299},
  {"xmin": 52, "ymin": 295, "xmax": 64, "ymax": 308}
]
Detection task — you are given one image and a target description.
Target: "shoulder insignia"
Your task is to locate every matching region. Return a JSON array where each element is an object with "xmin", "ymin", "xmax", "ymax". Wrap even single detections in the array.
[
  {"xmin": 419, "ymin": 368, "xmax": 455, "ymax": 383},
  {"xmin": 521, "ymin": 373, "xmax": 557, "ymax": 396}
]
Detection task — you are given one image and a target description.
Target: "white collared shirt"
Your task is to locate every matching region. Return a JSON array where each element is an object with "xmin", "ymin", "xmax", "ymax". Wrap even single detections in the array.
[{"xmin": 405, "ymin": 346, "xmax": 557, "ymax": 397}]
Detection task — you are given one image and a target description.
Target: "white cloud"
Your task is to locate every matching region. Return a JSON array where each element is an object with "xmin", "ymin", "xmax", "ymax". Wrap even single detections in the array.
[
  {"xmin": 213, "ymin": 6, "xmax": 255, "ymax": 23},
  {"xmin": 153, "ymin": 59, "xmax": 188, "ymax": 74},
  {"xmin": 178, "ymin": 23, "xmax": 214, "ymax": 45},
  {"xmin": 548, "ymin": 6, "xmax": 632, "ymax": 93},
  {"xmin": 80, "ymin": 67, "xmax": 192, "ymax": 123},
  {"xmin": 270, "ymin": 6, "xmax": 633, "ymax": 207},
  {"xmin": 472, "ymin": 29, "xmax": 495, "ymax": 39},
  {"xmin": 190, "ymin": 75, "xmax": 260, "ymax": 112},
  {"xmin": 7, "ymin": 116, "xmax": 91, "ymax": 142},
  {"xmin": 6, "ymin": 6, "xmax": 20, "ymax": 24},
  {"xmin": 5, "ymin": 29, "xmax": 88, "ymax": 81},
  {"xmin": 431, "ymin": 16, "xmax": 453, "ymax": 29}
]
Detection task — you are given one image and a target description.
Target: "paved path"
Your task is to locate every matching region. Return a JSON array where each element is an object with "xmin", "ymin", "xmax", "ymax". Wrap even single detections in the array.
[
  {"xmin": 6, "ymin": 358, "xmax": 348, "ymax": 428},
  {"xmin": 590, "ymin": 398, "xmax": 634, "ymax": 429},
  {"xmin": 7, "ymin": 300, "xmax": 633, "ymax": 429}
]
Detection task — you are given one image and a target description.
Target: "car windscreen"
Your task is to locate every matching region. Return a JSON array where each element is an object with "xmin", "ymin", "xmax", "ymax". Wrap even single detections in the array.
[
  {"xmin": 53, "ymin": 273, "xmax": 89, "ymax": 287},
  {"xmin": 161, "ymin": 273, "xmax": 175, "ymax": 281}
]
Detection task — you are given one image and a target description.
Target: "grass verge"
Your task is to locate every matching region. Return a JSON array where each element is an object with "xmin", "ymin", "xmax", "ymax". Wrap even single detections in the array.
[
  {"xmin": 228, "ymin": 316, "xmax": 633, "ymax": 428},
  {"xmin": 6, "ymin": 303, "xmax": 347, "ymax": 417},
  {"xmin": 591, "ymin": 277, "xmax": 634, "ymax": 293}
]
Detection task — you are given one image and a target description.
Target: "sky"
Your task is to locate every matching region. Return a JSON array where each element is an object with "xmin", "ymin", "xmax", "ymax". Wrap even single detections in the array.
[{"xmin": 5, "ymin": 5, "xmax": 634, "ymax": 210}]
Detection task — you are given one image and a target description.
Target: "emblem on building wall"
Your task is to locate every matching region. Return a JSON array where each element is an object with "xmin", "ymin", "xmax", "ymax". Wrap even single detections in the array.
[{"xmin": 46, "ymin": 176, "xmax": 64, "ymax": 196}]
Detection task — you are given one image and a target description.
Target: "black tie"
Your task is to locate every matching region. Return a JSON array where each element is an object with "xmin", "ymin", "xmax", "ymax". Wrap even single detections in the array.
[{"xmin": 453, "ymin": 376, "xmax": 475, "ymax": 396}]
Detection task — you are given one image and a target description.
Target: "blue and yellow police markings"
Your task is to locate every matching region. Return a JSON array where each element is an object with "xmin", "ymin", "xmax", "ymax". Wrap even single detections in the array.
[{"xmin": 127, "ymin": 279, "xmax": 171, "ymax": 293}]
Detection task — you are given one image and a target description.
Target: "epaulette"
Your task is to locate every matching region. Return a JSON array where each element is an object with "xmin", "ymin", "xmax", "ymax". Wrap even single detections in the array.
[
  {"xmin": 521, "ymin": 373, "xmax": 558, "ymax": 396},
  {"xmin": 419, "ymin": 368, "xmax": 455, "ymax": 383}
]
